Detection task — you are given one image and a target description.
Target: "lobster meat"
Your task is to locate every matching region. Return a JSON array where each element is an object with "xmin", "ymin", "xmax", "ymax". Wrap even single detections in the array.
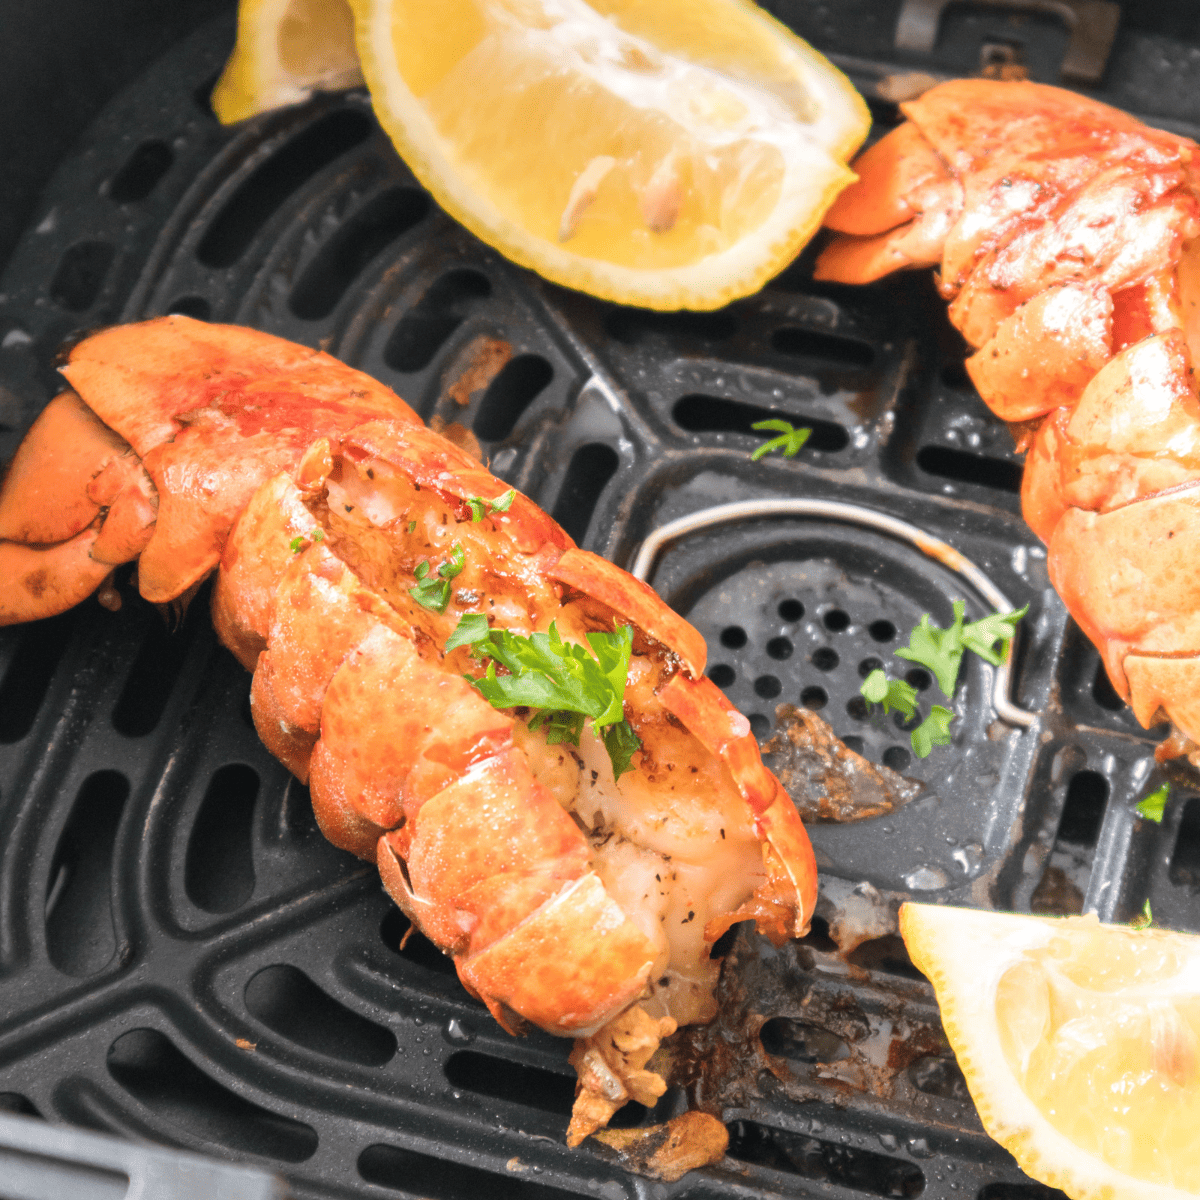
[
  {"xmin": 816, "ymin": 79, "xmax": 1200, "ymax": 763},
  {"xmin": 0, "ymin": 315, "xmax": 817, "ymax": 1145}
]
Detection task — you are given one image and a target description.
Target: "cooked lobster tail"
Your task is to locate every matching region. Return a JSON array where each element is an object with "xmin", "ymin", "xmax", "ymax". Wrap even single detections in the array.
[
  {"xmin": 0, "ymin": 315, "xmax": 817, "ymax": 1143},
  {"xmin": 816, "ymin": 79, "xmax": 1200, "ymax": 765}
]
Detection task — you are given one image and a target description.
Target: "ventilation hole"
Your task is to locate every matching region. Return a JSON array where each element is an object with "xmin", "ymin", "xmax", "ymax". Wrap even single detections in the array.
[
  {"xmin": 49, "ymin": 241, "xmax": 114, "ymax": 311},
  {"xmin": 858, "ymin": 656, "xmax": 884, "ymax": 678},
  {"xmin": 800, "ymin": 686, "xmax": 827, "ymax": 710},
  {"xmin": 107, "ymin": 1028, "xmax": 317, "ymax": 1162},
  {"xmin": 823, "ymin": 609, "xmax": 851, "ymax": 632},
  {"xmin": 766, "ymin": 637, "xmax": 793, "ymax": 661},
  {"xmin": 708, "ymin": 665, "xmax": 735, "ymax": 688},
  {"xmin": 811, "ymin": 648, "xmax": 839, "ymax": 671},
  {"xmin": 748, "ymin": 713, "xmax": 770, "ymax": 739},
  {"xmin": 908, "ymin": 1054, "xmax": 970, "ymax": 1101},
  {"xmin": 383, "ymin": 269, "xmax": 492, "ymax": 372},
  {"xmin": 977, "ymin": 1186, "xmax": 1069, "ymax": 1200},
  {"xmin": 444, "ymin": 1051, "xmax": 574, "ymax": 1116},
  {"xmin": 941, "ymin": 360, "xmax": 973, "ymax": 390},
  {"xmin": 0, "ymin": 612, "xmax": 74, "ymax": 743},
  {"xmin": 472, "ymin": 354, "xmax": 554, "ymax": 442},
  {"xmin": 904, "ymin": 668, "xmax": 932, "ymax": 692},
  {"xmin": 184, "ymin": 764, "xmax": 259, "ymax": 913},
  {"xmin": 359, "ymin": 1143, "xmax": 586, "ymax": 1200},
  {"xmin": 798, "ymin": 914, "xmax": 837, "ymax": 952},
  {"xmin": 916, "ymin": 445, "xmax": 1022, "ymax": 493},
  {"xmin": 760, "ymin": 1018, "xmax": 850, "ymax": 1063},
  {"xmin": 550, "ymin": 443, "xmax": 619, "ymax": 545},
  {"xmin": 726, "ymin": 1120, "xmax": 924, "ymax": 1197},
  {"xmin": 841, "ymin": 735, "xmax": 865, "ymax": 755},
  {"xmin": 381, "ymin": 909, "xmax": 457, "ymax": 977},
  {"xmin": 1169, "ymin": 798, "xmax": 1200, "ymax": 887},
  {"xmin": 882, "ymin": 746, "xmax": 911, "ymax": 772},
  {"xmin": 196, "ymin": 108, "xmax": 373, "ymax": 268},
  {"xmin": 289, "ymin": 187, "xmax": 430, "ymax": 320},
  {"xmin": 0, "ymin": 1094, "xmax": 40, "ymax": 1118},
  {"xmin": 107, "ymin": 139, "xmax": 173, "ymax": 203},
  {"xmin": 720, "ymin": 626, "xmax": 748, "ymax": 649},
  {"xmin": 869, "ymin": 619, "xmax": 896, "ymax": 642},
  {"xmin": 845, "ymin": 696, "xmax": 869, "ymax": 721},
  {"xmin": 672, "ymin": 395, "xmax": 849, "ymax": 453},
  {"xmin": 1058, "ymin": 770, "xmax": 1108, "ymax": 847},
  {"xmin": 778, "ymin": 599, "xmax": 805, "ymax": 622},
  {"xmin": 1091, "ymin": 659, "xmax": 1125, "ymax": 711},
  {"xmin": 846, "ymin": 934, "xmax": 926, "ymax": 981},
  {"xmin": 604, "ymin": 308, "xmax": 737, "ymax": 344},
  {"xmin": 754, "ymin": 675, "xmax": 782, "ymax": 699},
  {"xmin": 893, "ymin": 709, "xmax": 921, "ymax": 732},
  {"xmin": 165, "ymin": 295, "xmax": 211, "ymax": 320},
  {"xmin": 45, "ymin": 771, "xmax": 128, "ymax": 977},
  {"xmin": 244, "ymin": 964, "xmax": 396, "ymax": 1066},
  {"xmin": 111, "ymin": 612, "xmax": 201, "ymax": 737}
]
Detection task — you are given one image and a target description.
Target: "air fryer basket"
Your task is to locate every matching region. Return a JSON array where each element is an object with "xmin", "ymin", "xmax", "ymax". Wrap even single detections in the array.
[{"xmin": 2, "ymin": 4, "xmax": 1200, "ymax": 1199}]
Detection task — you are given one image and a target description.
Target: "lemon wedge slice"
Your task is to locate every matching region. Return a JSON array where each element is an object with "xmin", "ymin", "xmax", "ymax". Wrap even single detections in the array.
[
  {"xmin": 213, "ymin": 0, "xmax": 365, "ymax": 124},
  {"xmin": 901, "ymin": 902, "xmax": 1200, "ymax": 1200},
  {"xmin": 348, "ymin": 0, "xmax": 868, "ymax": 309}
]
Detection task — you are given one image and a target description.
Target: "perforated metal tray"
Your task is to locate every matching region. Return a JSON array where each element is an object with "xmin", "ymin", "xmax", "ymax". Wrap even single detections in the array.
[{"xmin": 2, "ymin": 9, "xmax": 1199, "ymax": 1200}]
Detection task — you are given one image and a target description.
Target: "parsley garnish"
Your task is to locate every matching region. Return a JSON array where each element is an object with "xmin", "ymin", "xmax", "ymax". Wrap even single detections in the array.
[
  {"xmin": 407, "ymin": 520, "xmax": 417, "ymax": 534},
  {"xmin": 466, "ymin": 489, "xmax": 517, "ymax": 522},
  {"xmin": 1131, "ymin": 899, "xmax": 1154, "ymax": 930},
  {"xmin": 861, "ymin": 669, "xmax": 917, "ymax": 720},
  {"xmin": 750, "ymin": 419, "xmax": 811, "ymax": 461},
  {"xmin": 911, "ymin": 706, "xmax": 955, "ymax": 758},
  {"xmin": 446, "ymin": 615, "xmax": 642, "ymax": 779},
  {"xmin": 860, "ymin": 602, "xmax": 1028, "ymax": 760},
  {"xmin": 409, "ymin": 543, "xmax": 465, "ymax": 614},
  {"xmin": 289, "ymin": 530, "xmax": 323, "ymax": 554},
  {"xmin": 1136, "ymin": 781, "xmax": 1170, "ymax": 824}
]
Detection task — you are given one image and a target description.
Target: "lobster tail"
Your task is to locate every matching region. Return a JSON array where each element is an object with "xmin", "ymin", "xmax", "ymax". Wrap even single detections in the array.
[{"xmin": 817, "ymin": 80, "xmax": 1200, "ymax": 763}]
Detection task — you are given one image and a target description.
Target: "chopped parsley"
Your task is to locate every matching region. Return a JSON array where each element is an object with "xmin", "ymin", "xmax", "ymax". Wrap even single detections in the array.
[
  {"xmin": 1136, "ymin": 781, "xmax": 1170, "ymax": 824},
  {"xmin": 750, "ymin": 419, "xmax": 811, "ymax": 461},
  {"xmin": 1131, "ymin": 899, "xmax": 1153, "ymax": 930},
  {"xmin": 860, "ymin": 602, "xmax": 1028, "ymax": 760},
  {"xmin": 446, "ymin": 614, "xmax": 641, "ymax": 779},
  {"xmin": 466, "ymin": 489, "xmax": 517, "ymax": 522},
  {"xmin": 409, "ymin": 543, "xmax": 465, "ymax": 614}
]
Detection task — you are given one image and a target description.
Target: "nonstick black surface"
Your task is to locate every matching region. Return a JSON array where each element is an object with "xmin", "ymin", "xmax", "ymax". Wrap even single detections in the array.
[{"xmin": 2, "ymin": 6, "xmax": 1199, "ymax": 1199}]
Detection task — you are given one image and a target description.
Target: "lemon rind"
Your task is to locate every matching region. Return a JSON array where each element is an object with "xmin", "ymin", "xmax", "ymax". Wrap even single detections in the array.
[{"xmin": 900, "ymin": 902, "xmax": 1199, "ymax": 1200}]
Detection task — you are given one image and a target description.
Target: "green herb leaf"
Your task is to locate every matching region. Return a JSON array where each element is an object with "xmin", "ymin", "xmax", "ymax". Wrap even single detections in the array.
[
  {"xmin": 407, "ymin": 520, "xmax": 417, "ymax": 534},
  {"xmin": 750, "ymin": 418, "xmax": 812, "ymax": 462},
  {"xmin": 465, "ymin": 489, "xmax": 517, "ymax": 521},
  {"xmin": 312, "ymin": 529, "xmax": 324, "ymax": 543},
  {"xmin": 289, "ymin": 535, "xmax": 305, "ymax": 554},
  {"xmin": 896, "ymin": 601, "xmax": 966, "ymax": 698},
  {"xmin": 409, "ymin": 543, "xmax": 464, "ymax": 613},
  {"xmin": 961, "ymin": 604, "xmax": 1029, "ymax": 666},
  {"xmin": 444, "ymin": 612, "xmax": 490, "ymax": 652},
  {"xmin": 450, "ymin": 616, "xmax": 642, "ymax": 778},
  {"xmin": 911, "ymin": 705, "xmax": 954, "ymax": 758},
  {"xmin": 1131, "ymin": 899, "xmax": 1153, "ymax": 930},
  {"xmin": 861, "ymin": 669, "xmax": 918, "ymax": 721},
  {"xmin": 1136, "ymin": 781, "xmax": 1171, "ymax": 824}
]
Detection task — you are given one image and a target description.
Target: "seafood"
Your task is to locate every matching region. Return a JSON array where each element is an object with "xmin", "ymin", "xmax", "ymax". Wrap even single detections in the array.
[
  {"xmin": 815, "ymin": 79, "xmax": 1200, "ymax": 764},
  {"xmin": 0, "ymin": 315, "xmax": 817, "ymax": 1144}
]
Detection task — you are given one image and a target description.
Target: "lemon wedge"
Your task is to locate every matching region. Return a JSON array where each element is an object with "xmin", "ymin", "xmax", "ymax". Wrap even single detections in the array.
[
  {"xmin": 900, "ymin": 902, "xmax": 1200, "ymax": 1200},
  {"xmin": 213, "ymin": 0, "xmax": 365, "ymax": 124},
  {"xmin": 347, "ymin": 0, "xmax": 868, "ymax": 309}
]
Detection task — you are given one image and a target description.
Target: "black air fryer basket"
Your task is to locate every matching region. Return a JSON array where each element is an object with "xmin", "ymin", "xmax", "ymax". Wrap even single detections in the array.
[{"xmin": 2, "ymin": 2, "xmax": 1200, "ymax": 1197}]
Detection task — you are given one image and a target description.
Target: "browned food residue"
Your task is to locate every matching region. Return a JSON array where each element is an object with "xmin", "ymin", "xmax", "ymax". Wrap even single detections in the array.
[
  {"xmin": 445, "ymin": 336, "xmax": 513, "ymax": 407},
  {"xmin": 592, "ymin": 1111, "xmax": 729, "ymax": 1181}
]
